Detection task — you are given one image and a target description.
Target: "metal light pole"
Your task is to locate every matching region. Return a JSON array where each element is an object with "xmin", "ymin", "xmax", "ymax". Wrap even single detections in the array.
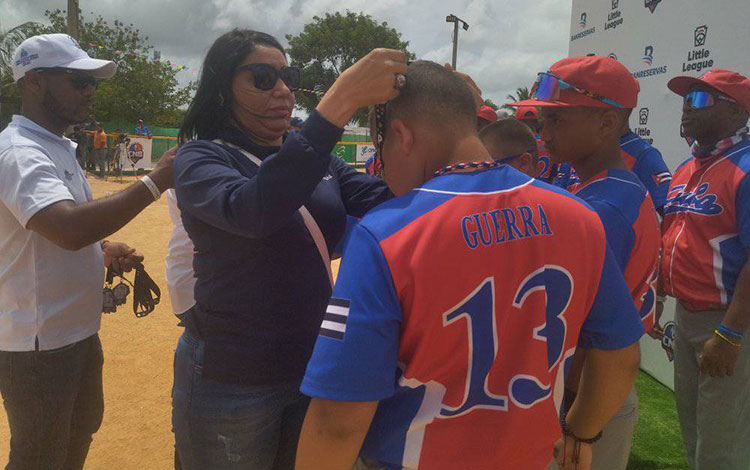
[
  {"xmin": 446, "ymin": 14, "xmax": 469, "ymax": 69},
  {"xmin": 67, "ymin": 0, "xmax": 80, "ymax": 39}
]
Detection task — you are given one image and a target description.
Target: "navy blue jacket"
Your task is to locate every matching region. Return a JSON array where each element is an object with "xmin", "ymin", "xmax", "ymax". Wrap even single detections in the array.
[{"xmin": 174, "ymin": 111, "xmax": 391, "ymax": 385}]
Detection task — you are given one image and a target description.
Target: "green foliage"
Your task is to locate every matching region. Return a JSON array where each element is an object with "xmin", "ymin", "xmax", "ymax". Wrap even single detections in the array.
[
  {"xmin": 2, "ymin": 9, "xmax": 194, "ymax": 128},
  {"xmin": 503, "ymin": 86, "xmax": 531, "ymax": 109},
  {"xmin": 483, "ymin": 98, "xmax": 499, "ymax": 110},
  {"xmin": 286, "ymin": 11, "xmax": 415, "ymax": 126},
  {"xmin": 0, "ymin": 21, "xmax": 47, "ymax": 128}
]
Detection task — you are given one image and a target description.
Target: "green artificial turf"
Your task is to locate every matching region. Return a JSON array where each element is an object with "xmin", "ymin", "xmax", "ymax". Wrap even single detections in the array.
[{"xmin": 628, "ymin": 372, "xmax": 690, "ymax": 470}]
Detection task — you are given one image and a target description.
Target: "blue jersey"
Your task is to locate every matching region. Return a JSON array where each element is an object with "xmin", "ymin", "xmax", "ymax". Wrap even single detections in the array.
[
  {"xmin": 553, "ymin": 132, "xmax": 671, "ymax": 211},
  {"xmin": 301, "ymin": 166, "xmax": 644, "ymax": 469}
]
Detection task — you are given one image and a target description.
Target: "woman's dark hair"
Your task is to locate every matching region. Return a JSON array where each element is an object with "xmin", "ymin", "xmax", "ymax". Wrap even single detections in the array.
[{"xmin": 179, "ymin": 29, "xmax": 285, "ymax": 142}]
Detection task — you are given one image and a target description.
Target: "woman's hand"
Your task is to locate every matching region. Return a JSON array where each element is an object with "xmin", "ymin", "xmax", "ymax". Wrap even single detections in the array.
[{"xmin": 317, "ymin": 49, "xmax": 408, "ymax": 127}]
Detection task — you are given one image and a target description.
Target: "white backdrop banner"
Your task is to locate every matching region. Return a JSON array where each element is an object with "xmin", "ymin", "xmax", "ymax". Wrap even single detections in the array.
[
  {"xmin": 121, "ymin": 136, "xmax": 153, "ymax": 170},
  {"xmin": 569, "ymin": 0, "xmax": 749, "ymax": 389}
]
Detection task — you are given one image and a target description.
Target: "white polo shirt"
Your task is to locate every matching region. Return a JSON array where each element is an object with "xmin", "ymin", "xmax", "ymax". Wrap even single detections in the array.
[
  {"xmin": 165, "ymin": 189, "xmax": 195, "ymax": 315},
  {"xmin": 0, "ymin": 115, "xmax": 104, "ymax": 351}
]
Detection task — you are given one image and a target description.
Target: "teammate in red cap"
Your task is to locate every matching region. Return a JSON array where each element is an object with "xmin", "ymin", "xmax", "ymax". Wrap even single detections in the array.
[
  {"xmin": 659, "ymin": 68, "xmax": 750, "ymax": 470},
  {"xmin": 510, "ymin": 55, "xmax": 660, "ymax": 470},
  {"xmin": 515, "ymin": 106, "xmax": 557, "ymax": 183},
  {"xmin": 476, "ymin": 105, "xmax": 497, "ymax": 131}
]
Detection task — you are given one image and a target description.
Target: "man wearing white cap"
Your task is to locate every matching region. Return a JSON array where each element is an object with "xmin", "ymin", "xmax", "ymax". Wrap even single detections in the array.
[{"xmin": 0, "ymin": 34, "xmax": 174, "ymax": 469}]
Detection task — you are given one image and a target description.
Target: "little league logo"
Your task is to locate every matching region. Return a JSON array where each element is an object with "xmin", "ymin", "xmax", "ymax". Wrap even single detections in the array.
[
  {"xmin": 694, "ymin": 25, "xmax": 708, "ymax": 47},
  {"xmin": 127, "ymin": 143, "xmax": 144, "ymax": 165},
  {"xmin": 661, "ymin": 321, "xmax": 676, "ymax": 361},
  {"xmin": 639, "ymin": 107, "xmax": 649, "ymax": 126},
  {"xmin": 15, "ymin": 49, "xmax": 39, "ymax": 67},
  {"xmin": 645, "ymin": 0, "xmax": 662, "ymax": 13},
  {"xmin": 612, "ymin": 0, "xmax": 619, "ymax": 9},
  {"xmin": 642, "ymin": 45, "xmax": 654, "ymax": 66},
  {"xmin": 580, "ymin": 12, "xmax": 587, "ymax": 28}
]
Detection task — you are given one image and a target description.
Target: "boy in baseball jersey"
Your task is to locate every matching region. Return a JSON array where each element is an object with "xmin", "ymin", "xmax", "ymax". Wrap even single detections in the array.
[
  {"xmin": 660, "ymin": 69, "xmax": 750, "ymax": 470},
  {"xmin": 296, "ymin": 61, "xmax": 644, "ymax": 470},
  {"xmin": 510, "ymin": 56, "xmax": 661, "ymax": 470}
]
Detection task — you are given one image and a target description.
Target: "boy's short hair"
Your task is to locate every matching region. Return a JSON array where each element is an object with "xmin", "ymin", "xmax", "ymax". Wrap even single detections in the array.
[{"xmin": 479, "ymin": 119, "xmax": 538, "ymax": 157}]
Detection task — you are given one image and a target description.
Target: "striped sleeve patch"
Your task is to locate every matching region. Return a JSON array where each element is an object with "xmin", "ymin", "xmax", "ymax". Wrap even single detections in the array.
[
  {"xmin": 319, "ymin": 298, "xmax": 350, "ymax": 340},
  {"xmin": 653, "ymin": 171, "xmax": 672, "ymax": 185}
]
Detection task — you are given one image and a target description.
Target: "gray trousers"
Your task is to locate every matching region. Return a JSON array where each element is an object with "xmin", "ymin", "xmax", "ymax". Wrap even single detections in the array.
[
  {"xmin": 0, "ymin": 334, "xmax": 104, "ymax": 470},
  {"xmin": 547, "ymin": 387, "xmax": 638, "ymax": 470},
  {"xmin": 674, "ymin": 302, "xmax": 750, "ymax": 470}
]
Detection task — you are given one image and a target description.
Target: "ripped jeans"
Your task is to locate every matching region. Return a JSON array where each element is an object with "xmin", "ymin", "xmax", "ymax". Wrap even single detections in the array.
[{"xmin": 172, "ymin": 331, "xmax": 310, "ymax": 470}]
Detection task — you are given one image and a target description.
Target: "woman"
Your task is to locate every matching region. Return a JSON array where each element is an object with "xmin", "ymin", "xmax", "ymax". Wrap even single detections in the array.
[{"xmin": 172, "ymin": 29, "xmax": 407, "ymax": 470}]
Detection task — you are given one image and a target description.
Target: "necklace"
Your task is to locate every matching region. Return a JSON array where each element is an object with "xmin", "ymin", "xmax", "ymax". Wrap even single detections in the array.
[{"xmin": 434, "ymin": 160, "xmax": 502, "ymax": 177}]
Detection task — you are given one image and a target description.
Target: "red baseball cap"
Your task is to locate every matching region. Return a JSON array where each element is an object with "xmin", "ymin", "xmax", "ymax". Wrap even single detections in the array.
[
  {"xmin": 508, "ymin": 56, "xmax": 640, "ymax": 109},
  {"xmin": 477, "ymin": 106, "xmax": 498, "ymax": 122},
  {"xmin": 668, "ymin": 69, "xmax": 750, "ymax": 113},
  {"xmin": 515, "ymin": 106, "xmax": 539, "ymax": 120}
]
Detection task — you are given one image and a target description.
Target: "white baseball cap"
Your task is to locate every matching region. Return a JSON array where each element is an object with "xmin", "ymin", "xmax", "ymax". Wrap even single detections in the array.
[{"xmin": 12, "ymin": 33, "xmax": 117, "ymax": 82}]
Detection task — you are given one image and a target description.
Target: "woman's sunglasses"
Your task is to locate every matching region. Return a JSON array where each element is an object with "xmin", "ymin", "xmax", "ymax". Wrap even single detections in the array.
[
  {"xmin": 531, "ymin": 72, "xmax": 624, "ymax": 108},
  {"xmin": 684, "ymin": 89, "xmax": 736, "ymax": 109},
  {"xmin": 235, "ymin": 63, "xmax": 301, "ymax": 91},
  {"xmin": 34, "ymin": 67, "xmax": 99, "ymax": 90}
]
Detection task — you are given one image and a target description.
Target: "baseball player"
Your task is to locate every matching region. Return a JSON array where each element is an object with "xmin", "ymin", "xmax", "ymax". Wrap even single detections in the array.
[
  {"xmin": 514, "ymin": 106, "xmax": 556, "ymax": 182},
  {"xmin": 550, "ymin": 109, "xmax": 671, "ymax": 215},
  {"xmin": 479, "ymin": 118, "xmax": 540, "ymax": 178},
  {"xmin": 660, "ymin": 68, "xmax": 750, "ymax": 470},
  {"xmin": 295, "ymin": 60, "xmax": 644, "ymax": 470},
  {"xmin": 510, "ymin": 55, "xmax": 661, "ymax": 470}
]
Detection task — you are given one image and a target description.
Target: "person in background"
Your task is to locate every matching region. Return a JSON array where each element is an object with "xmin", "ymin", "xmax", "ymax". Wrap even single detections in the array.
[
  {"xmin": 134, "ymin": 118, "xmax": 152, "ymax": 137},
  {"xmin": 515, "ymin": 106, "xmax": 556, "ymax": 183},
  {"xmin": 479, "ymin": 118, "xmax": 539, "ymax": 177},
  {"xmin": 172, "ymin": 29, "xmax": 399, "ymax": 469},
  {"xmin": 69, "ymin": 124, "xmax": 88, "ymax": 168},
  {"xmin": 659, "ymin": 68, "xmax": 750, "ymax": 470},
  {"xmin": 296, "ymin": 60, "xmax": 643, "ymax": 470},
  {"xmin": 92, "ymin": 122, "xmax": 108, "ymax": 178},
  {"xmin": 476, "ymin": 104, "xmax": 497, "ymax": 131},
  {"xmin": 510, "ymin": 55, "xmax": 660, "ymax": 470},
  {"xmin": 0, "ymin": 33, "xmax": 175, "ymax": 470}
]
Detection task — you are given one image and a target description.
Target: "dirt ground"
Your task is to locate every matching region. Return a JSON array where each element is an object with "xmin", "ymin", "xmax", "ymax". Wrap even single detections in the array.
[{"xmin": 0, "ymin": 175, "xmax": 341, "ymax": 469}]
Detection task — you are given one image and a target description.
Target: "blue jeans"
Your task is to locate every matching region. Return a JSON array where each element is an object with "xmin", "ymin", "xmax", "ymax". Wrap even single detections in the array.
[{"xmin": 172, "ymin": 331, "xmax": 310, "ymax": 470}]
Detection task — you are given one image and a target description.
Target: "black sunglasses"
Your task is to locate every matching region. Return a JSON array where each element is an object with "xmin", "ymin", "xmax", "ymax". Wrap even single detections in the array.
[
  {"xmin": 235, "ymin": 63, "xmax": 301, "ymax": 91},
  {"xmin": 34, "ymin": 67, "xmax": 99, "ymax": 90}
]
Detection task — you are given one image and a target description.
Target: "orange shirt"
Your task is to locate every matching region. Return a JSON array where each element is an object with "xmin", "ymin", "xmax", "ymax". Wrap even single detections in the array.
[{"xmin": 93, "ymin": 131, "xmax": 107, "ymax": 149}]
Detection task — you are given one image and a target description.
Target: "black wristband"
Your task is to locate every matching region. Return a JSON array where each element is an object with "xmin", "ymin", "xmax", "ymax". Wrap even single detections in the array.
[{"xmin": 561, "ymin": 416, "xmax": 603, "ymax": 444}]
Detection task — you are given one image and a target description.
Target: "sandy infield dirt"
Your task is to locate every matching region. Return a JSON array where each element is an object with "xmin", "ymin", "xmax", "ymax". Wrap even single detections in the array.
[{"xmin": 0, "ymin": 175, "xmax": 341, "ymax": 469}]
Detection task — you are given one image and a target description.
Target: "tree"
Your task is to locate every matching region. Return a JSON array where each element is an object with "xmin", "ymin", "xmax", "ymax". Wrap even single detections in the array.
[
  {"xmin": 503, "ymin": 86, "xmax": 531, "ymax": 109},
  {"xmin": 38, "ymin": 9, "xmax": 194, "ymax": 127},
  {"xmin": 0, "ymin": 21, "xmax": 46, "ymax": 128},
  {"xmin": 483, "ymin": 98, "xmax": 499, "ymax": 111},
  {"xmin": 286, "ymin": 12, "xmax": 415, "ymax": 126}
]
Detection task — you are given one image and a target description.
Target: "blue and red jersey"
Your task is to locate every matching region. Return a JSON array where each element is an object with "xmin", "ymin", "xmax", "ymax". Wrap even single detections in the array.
[
  {"xmin": 535, "ymin": 136, "xmax": 556, "ymax": 183},
  {"xmin": 569, "ymin": 169, "xmax": 661, "ymax": 331},
  {"xmin": 301, "ymin": 167, "xmax": 644, "ymax": 470},
  {"xmin": 552, "ymin": 132, "xmax": 671, "ymax": 211},
  {"xmin": 661, "ymin": 138, "xmax": 750, "ymax": 311}
]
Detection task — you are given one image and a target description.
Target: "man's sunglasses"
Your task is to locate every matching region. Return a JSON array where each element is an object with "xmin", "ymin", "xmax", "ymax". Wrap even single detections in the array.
[
  {"xmin": 34, "ymin": 68, "xmax": 99, "ymax": 90},
  {"xmin": 684, "ymin": 89, "xmax": 737, "ymax": 109},
  {"xmin": 531, "ymin": 72, "xmax": 624, "ymax": 108},
  {"xmin": 235, "ymin": 63, "xmax": 301, "ymax": 91}
]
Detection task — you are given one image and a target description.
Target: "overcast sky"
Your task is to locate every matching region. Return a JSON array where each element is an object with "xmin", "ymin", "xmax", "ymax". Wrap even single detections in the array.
[{"xmin": 2, "ymin": 0, "xmax": 573, "ymax": 115}]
